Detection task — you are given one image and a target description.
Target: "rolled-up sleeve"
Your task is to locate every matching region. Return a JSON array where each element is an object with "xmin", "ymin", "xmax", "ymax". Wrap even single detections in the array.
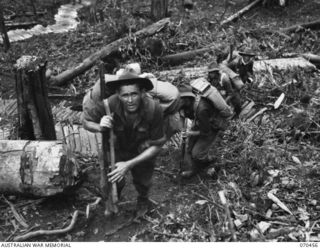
[{"xmin": 82, "ymin": 90, "xmax": 105, "ymax": 123}]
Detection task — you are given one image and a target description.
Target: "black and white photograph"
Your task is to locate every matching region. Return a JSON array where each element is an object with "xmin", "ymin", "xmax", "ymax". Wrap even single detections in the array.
[{"xmin": 1, "ymin": 0, "xmax": 320, "ymax": 245}]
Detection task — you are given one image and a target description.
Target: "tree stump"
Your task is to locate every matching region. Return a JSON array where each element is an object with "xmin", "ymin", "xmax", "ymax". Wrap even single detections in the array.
[
  {"xmin": 0, "ymin": 140, "xmax": 79, "ymax": 196},
  {"xmin": 151, "ymin": 0, "xmax": 168, "ymax": 20},
  {"xmin": 0, "ymin": 2, "xmax": 10, "ymax": 52},
  {"xmin": 15, "ymin": 56, "xmax": 56, "ymax": 140}
]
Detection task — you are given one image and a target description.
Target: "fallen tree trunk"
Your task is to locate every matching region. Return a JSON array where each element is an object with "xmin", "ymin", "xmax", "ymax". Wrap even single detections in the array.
[
  {"xmin": 157, "ymin": 57, "xmax": 316, "ymax": 81},
  {"xmin": 302, "ymin": 53, "xmax": 320, "ymax": 66},
  {"xmin": 280, "ymin": 19, "xmax": 320, "ymax": 33},
  {"xmin": 253, "ymin": 57, "xmax": 316, "ymax": 72},
  {"xmin": 0, "ymin": 140, "xmax": 79, "ymax": 197},
  {"xmin": 160, "ymin": 46, "xmax": 215, "ymax": 66},
  {"xmin": 49, "ymin": 18, "xmax": 170, "ymax": 86},
  {"xmin": 221, "ymin": 0, "xmax": 262, "ymax": 26},
  {"xmin": 5, "ymin": 21, "xmax": 38, "ymax": 30}
]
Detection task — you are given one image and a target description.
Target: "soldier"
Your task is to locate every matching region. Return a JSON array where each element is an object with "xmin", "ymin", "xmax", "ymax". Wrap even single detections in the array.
[
  {"xmin": 207, "ymin": 62, "xmax": 244, "ymax": 116},
  {"xmin": 221, "ymin": 48, "xmax": 255, "ymax": 84},
  {"xmin": 81, "ymin": 70, "xmax": 165, "ymax": 213},
  {"xmin": 178, "ymin": 83, "xmax": 233, "ymax": 178}
]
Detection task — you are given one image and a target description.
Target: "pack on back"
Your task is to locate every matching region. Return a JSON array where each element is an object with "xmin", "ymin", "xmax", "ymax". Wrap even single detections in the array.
[{"xmin": 190, "ymin": 77, "xmax": 233, "ymax": 118}]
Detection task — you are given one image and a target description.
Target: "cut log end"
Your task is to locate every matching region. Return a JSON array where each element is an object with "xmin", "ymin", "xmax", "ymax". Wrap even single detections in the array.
[
  {"xmin": 0, "ymin": 140, "xmax": 80, "ymax": 197},
  {"xmin": 14, "ymin": 56, "xmax": 44, "ymax": 71}
]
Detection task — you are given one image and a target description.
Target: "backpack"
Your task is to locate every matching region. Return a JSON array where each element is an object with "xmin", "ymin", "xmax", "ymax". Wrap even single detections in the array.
[{"xmin": 190, "ymin": 77, "xmax": 233, "ymax": 118}]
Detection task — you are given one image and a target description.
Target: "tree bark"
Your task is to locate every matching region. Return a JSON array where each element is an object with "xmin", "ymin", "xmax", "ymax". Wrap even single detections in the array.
[
  {"xmin": 0, "ymin": 140, "xmax": 79, "ymax": 197},
  {"xmin": 15, "ymin": 56, "xmax": 56, "ymax": 140},
  {"xmin": 157, "ymin": 57, "xmax": 316, "ymax": 81},
  {"xmin": 151, "ymin": 0, "xmax": 168, "ymax": 20},
  {"xmin": 0, "ymin": 3, "xmax": 10, "ymax": 52},
  {"xmin": 280, "ymin": 19, "xmax": 320, "ymax": 33},
  {"xmin": 221, "ymin": 0, "xmax": 262, "ymax": 26},
  {"xmin": 49, "ymin": 18, "xmax": 170, "ymax": 86}
]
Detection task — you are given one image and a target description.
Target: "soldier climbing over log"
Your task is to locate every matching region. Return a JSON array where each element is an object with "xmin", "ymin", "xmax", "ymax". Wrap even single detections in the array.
[{"xmin": 81, "ymin": 68, "xmax": 166, "ymax": 215}]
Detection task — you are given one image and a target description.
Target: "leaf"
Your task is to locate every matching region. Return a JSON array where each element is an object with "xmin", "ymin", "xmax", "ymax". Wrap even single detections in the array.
[
  {"xmin": 297, "ymin": 207, "xmax": 310, "ymax": 221},
  {"xmin": 267, "ymin": 190, "xmax": 293, "ymax": 215},
  {"xmin": 274, "ymin": 93, "xmax": 285, "ymax": 109},
  {"xmin": 195, "ymin": 200, "xmax": 208, "ymax": 205},
  {"xmin": 257, "ymin": 221, "xmax": 271, "ymax": 234},
  {"xmin": 292, "ymin": 156, "xmax": 302, "ymax": 165},
  {"xmin": 268, "ymin": 169, "xmax": 280, "ymax": 177}
]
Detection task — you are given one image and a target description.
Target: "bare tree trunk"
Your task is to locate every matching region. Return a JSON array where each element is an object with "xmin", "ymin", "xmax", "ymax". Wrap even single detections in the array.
[
  {"xmin": 0, "ymin": 140, "xmax": 79, "ymax": 197},
  {"xmin": 15, "ymin": 56, "xmax": 56, "ymax": 140},
  {"xmin": 0, "ymin": 3, "xmax": 10, "ymax": 52},
  {"xmin": 151, "ymin": 0, "xmax": 168, "ymax": 20}
]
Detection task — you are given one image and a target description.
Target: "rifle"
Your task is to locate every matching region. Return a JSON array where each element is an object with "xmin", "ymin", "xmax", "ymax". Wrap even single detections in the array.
[
  {"xmin": 179, "ymin": 114, "xmax": 188, "ymax": 174},
  {"xmin": 99, "ymin": 63, "xmax": 118, "ymax": 217}
]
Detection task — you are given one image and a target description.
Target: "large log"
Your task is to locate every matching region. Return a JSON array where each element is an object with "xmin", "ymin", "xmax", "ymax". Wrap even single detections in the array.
[
  {"xmin": 280, "ymin": 19, "xmax": 320, "ymax": 33},
  {"xmin": 160, "ymin": 46, "xmax": 216, "ymax": 66},
  {"xmin": 49, "ymin": 18, "xmax": 170, "ymax": 86},
  {"xmin": 221, "ymin": 0, "xmax": 262, "ymax": 26},
  {"xmin": 157, "ymin": 57, "xmax": 316, "ymax": 82},
  {"xmin": 0, "ymin": 140, "xmax": 79, "ymax": 197}
]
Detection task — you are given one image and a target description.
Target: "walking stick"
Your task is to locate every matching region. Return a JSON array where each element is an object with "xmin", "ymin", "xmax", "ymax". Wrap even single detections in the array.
[{"xmin": 99, "ymin": 63, "xmax": 118, "ymax": 217}]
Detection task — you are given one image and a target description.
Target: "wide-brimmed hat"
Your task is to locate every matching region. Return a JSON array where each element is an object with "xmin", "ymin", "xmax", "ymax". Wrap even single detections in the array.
[
  {"xmin": 106, "ymin": 70, "xmax": 153, "ymax": 93},
  {"xmin": 207, "ymin": 61, "xmax": 220, "ymax": 73},
  {"xmin": 178, "ymin": 83, "xmax": 195, "ymax": 98},
  {"xmin": 238, "ymin": 48, "xmax": 255, "ymax": 57}
]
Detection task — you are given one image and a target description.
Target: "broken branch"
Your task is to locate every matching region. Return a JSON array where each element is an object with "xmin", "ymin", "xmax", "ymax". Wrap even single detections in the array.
[{"xmin": 221, "ymin": 0, "xmax": 262, "ymax": 26}]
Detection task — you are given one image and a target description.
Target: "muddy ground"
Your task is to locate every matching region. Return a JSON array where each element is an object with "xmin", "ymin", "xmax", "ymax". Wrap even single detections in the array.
[{"xmin": 1, "ymin": 0, "xmax": 320, "ymax": 242}]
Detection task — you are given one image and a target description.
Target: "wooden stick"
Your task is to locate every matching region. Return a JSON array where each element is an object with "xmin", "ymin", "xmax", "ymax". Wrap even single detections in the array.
[
  {"xmin": 218, "ymin": 190, "xmax": 237, "ymax": 241},
  {"xmin": 247, "ymin": 107, "xmax": 268, "ymax": 123},
  {"xmin": 13, "ymin": 211, "xmax": 79, "ymax": 242},
  {"xmin": 280, "ymin": 19, "xmax": 320, "ymax": 33},
  {"xmin": 99, "ymin": 64, "xmax": 109, "ymax": 203},
  {"xmin": 221, "ymin": 0, "xmax": 262, "ymax": 26},
  {"xmin": 99, "ymin": 63, "xmax": 118, "ymax": 216},
  {"xmin": 103, "ymin": 99, "xmax": 119, "ymax": 208},
  {"xmin": 86, "ymin": 197, "xmax": 102, "ymax": 219}
]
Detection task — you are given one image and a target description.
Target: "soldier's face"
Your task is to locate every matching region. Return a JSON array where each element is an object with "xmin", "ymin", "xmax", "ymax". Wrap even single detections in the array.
[
  {"xmin": 208, "ymin": 71, "xmax": 220, "ymax": 83},
  {"xmin": 118, "ymin": 84, "xmax": 143, "ymax": 113}
]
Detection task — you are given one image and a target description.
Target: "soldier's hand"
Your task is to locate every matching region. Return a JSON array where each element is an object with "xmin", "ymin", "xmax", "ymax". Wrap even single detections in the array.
[
  {"xmin": 108, "ymin": 161, "xmax": 130, "ymax": 183},
  {"xmin": 181, "ymin": 131, "xmax": 188, "ymax": 138},
  {"xmin": 99, "ymin": 115, "xmax": 113, "ymax": 130}
]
